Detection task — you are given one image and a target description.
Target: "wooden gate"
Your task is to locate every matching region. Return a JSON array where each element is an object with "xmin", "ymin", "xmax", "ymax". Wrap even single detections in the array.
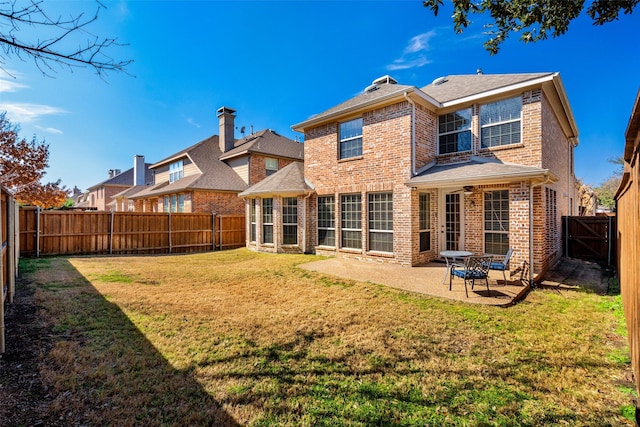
[{"xmin": 562, "ymin": 215, "xmax": 616, "ymax": 266}]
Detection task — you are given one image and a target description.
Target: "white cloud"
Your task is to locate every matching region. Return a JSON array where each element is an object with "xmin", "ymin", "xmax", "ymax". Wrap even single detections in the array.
[
  {"xmin": 387, "ymin": 30, "xmax": 437, "ymax": 71},
  {"xmin": 35, "ymin": 125, "xmax": 63, "ymax": 135},
  {"xmin": 0, "ymin": 102, "xmax": 67, "ymax": 123},
  {"xmin": 187, "ymin": 117, "xmax": 201, "ymax": 128},
  {"xmin": 0, "ymin": 78, "xmax": 28, "ymax": 93}
]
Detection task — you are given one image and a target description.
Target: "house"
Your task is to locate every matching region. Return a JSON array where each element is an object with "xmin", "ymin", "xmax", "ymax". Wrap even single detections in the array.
[
  {"xmin": 615, "ymin": 89, "xmax": 640, "ymax": 417},
  {"xmin": 83, "ymin": 155, "xmax": 153, "ymax": 211},
  {"xmin": 126, "ymin": 107, "xmax": 303, "ymax": 213},
  {"xmin": 239, "ymin": 72, "xmax": 579, "ymax": 280}
]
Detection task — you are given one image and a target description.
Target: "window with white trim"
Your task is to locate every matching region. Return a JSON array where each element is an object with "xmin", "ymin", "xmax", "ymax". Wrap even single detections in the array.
[
  {"xmin": 169, "ymin": 160, "xmax": 184, "ymax": 183},
  {"xmin": 250, "ymin": 199, "xmax": 257, "ymax": 242},
  {"xmin": 282, "ymin": 197, "xmax": 298, "ymax": 245},
  {"xmin": 481, "ymin": 97, "xmax": 521, "ymax": 148},
  {"xmin": 484, "ymin": 190, "xmax": 509, "ymax": 255},
  {"xmin": 339, "ymin": 118, "xmax": 363, "ymax": 159},
  {"xmin": 419, "ymin": 193, "xmax": 431, "ymax": 252},
  {"xmin": 438, "ymin": 109, "xmax": 472, "ymax": 154},
  {"xmin": 341, "ymin": 194, "xmax": 361, "ymax": 249},
  {"xmin": 317, "ymin": 196, "xmax": 335, "ymax": 247},
  {"xmin": 368, "ymin": 193, "xmax": 393, "ymax": 253},
  {"xmin": 265, "ymin": 158, "xmax": 278, "ymax": 176},
  {"xmin": 164, "ymin": 196, "xmax": 169, "ymax": 212},
  {"xmin": 262, "ymin": 198, "xmax": 273, "ymax": 244}
]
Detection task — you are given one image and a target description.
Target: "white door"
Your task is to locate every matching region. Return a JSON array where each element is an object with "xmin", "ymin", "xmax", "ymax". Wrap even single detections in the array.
[{"xmin": 439, "ymin": 190, "xmax": 465, "ymax": 251}]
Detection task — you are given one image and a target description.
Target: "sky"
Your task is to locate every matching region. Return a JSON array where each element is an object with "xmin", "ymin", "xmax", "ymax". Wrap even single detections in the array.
[{"xmin": 0, "ymin": 0, "xmax": 638, "ymax": 192}]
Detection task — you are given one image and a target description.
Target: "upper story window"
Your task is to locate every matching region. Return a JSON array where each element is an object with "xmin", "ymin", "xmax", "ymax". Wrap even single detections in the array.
[
  {"xmin": 339, "ymin": 118, "xmax": 363, "ymax": 159},
  {"xmin": 169, "ymin": 160, "xmax": 184, "ymax": 183},
  {"xmin": 480, "ymin": 97, "xmax": 521, "ymax": 148},
  {"xmin": 265, "ymin": 158, "xmax": 278, "ymax": 176},
  {"xmin": 438, "ymin": 109, "xmax": 472, "ymax": 154}
]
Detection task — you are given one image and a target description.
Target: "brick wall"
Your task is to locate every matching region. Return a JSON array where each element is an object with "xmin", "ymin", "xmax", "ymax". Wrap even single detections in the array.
[
  {"xmin": 249, "ymin": 155, "xmax": 297, "ymax": 186},
  {"xmin": 192, "ymin": 191, "xmax": 244, "ymax": 214}
]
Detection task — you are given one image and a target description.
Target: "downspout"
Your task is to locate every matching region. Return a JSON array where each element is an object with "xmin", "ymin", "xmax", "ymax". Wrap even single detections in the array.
[{"xmin": 404, "ymin": 92, "xmax": 417, "ymax": 176}]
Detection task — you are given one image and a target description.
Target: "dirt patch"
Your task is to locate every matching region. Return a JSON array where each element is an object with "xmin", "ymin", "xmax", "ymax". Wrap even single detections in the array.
[
  {"xmin": 0, "ymin": 277, "xmax": 60, "ymax": 426},
  {"xmin": 541, "ymin": 257, "xmax": 610, "ymax": 294}
]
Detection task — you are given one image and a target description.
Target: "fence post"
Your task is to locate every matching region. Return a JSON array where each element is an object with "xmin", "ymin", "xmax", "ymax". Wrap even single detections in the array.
[
  {"xmin": 607, "ymin": 215, "xmax": 613, "ymax": 267},
  {"xmin": 168, "ymin": 212, "xmax": 172, "ymax": 253},
  {"xmin": 109, "ymin": 210, "xmax": 114, "ymax": 255},
  {"xmin": 212, "ymin": 213, "xmax": 217, "ymax": 251},
  {"xmin": 36, "ymin": 206, "xmax": 41, "ymax": 258}
]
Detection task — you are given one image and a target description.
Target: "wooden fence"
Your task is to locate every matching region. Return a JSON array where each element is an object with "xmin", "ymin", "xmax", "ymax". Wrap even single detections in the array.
[
  {"xmin": 616, "ymin": 89, "xmax": 640, "ymax": 422},
  {"xmin": 1, "ymin": 188, "xmax": 18, "ymax": 353},
  {"xmin": 19, "ymin": 207, "xmax": 245, "ymax": 257},
  {"xmin": 561, "ymin": 215, "xmax": 616, "ymax": 267}
]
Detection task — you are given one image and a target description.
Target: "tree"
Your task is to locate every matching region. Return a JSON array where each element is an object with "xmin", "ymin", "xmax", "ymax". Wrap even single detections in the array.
[
  {"xmin": 594, "ymin": 156, "xmax": 624, "ymax": 210},
  {"xmin": 0, "ymin": 112, "xmax": 68, "ymax": 208},
  {"xmin": 423, "ymin": 0, "xmax": 639, "ymax": 54},
  {"xmin": 0, "ymin": 0, "xmax": 132, "ymax": 77}
]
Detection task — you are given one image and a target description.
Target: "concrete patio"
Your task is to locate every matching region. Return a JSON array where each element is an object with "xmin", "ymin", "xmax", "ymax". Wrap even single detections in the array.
[{"xmin": 299, "ymin": 257, "xmax": 530, "ymax": 306}]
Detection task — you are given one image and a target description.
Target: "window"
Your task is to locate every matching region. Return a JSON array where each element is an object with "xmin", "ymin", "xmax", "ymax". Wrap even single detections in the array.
[
  {"xmin": 265, "ymin": 158, "xmax": 278, "ymax": 176},
  {"xmin": 339, "ymin": 118, "xmax": 363, "ymax": 159},
  {"xmin": 438, "ymin": 109, "xmax": 472, "ymax": 154},
  {"xmin": 341, "ymin": 194, "xmax": 362, "ymax": 249},
  {"xmin": 546, "ymin": 188, "xmax": 558, "ymax": 255},
  {"xmin": 169, "ymin": 160, "xmax": 184, "ymax": 183},
  {"xmin": 481, "ymin": 97, "xmax": 521, "ymax": 148},
  {"xmin": 317, "ymin": 196, "xmax": 335, "ymax": 247},
  {"xmin": 484, "ymin": 190, "xmax": 509, "ymax": 255},
  {"xmin": 419, "ymin": 193, "xmax": 431, "ymax": 252},
  {"xmin": 282, "ymin": 197, "xmax": 298, "ymax": 245},
  {"xmin": 262, "ymin": 198, "xmax": 273, "ymax": 244},
  {"xmin": 164, "ymin": 196, "xmax": 169, "ymax": 212},
  {"xmin": 250, "ymin": 199, "xmax": 257, "ymax": 242},
  {"xmin": 368, "ymin": 193, "xmax": 393, "ymax": 253},
  {"xmin": 171, "ymin": 195, "xmax": 177, "ymax": 212}
]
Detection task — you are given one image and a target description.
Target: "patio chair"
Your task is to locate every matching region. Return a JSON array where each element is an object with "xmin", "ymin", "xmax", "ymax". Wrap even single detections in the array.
[
  {"xmin": 450, "ymin": 256, "xmax": 492, "ymax": 297},
  {"xmin": 486, "ymin": 248, "xmax": 514, "ymax": 284}
]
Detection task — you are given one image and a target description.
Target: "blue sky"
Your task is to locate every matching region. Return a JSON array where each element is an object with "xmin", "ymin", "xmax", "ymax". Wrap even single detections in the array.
[{"xmin": 0, "ymin": 0, "xmax": 638, "ymax": 192}]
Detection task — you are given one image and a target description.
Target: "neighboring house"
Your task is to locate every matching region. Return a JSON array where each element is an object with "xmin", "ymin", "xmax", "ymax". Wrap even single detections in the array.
[
  {"xmin": 84, "ymin": 155, "xmax": 153, "ymax": 211},
  {"xmin": 239, "ymin": 72, "xmax": 579, "ymax": 280},
  {"xmin": 127, "ymin": 107, "xmax": 303, "ymax": 213},
  {"xmin": 615, "ymin": 89, "xmax": 640, "ymax": 415}
]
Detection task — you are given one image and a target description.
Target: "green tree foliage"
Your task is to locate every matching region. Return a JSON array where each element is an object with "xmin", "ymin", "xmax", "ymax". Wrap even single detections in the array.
[
  {"xmin": 594, "ymin": 156, "xmax": 624, "ymax": 210},
  {"xmin": 423, "ymin": 0, "xmax": 639, "ymax": 54}
]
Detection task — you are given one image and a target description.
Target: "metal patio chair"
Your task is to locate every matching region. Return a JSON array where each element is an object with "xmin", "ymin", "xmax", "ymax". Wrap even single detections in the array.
[
  {"xmin": 486, "ymin": 248, "xmax": 514, "ymax": 284},
  {"xmin": 450, "ymin": 256, "xmax": 492, "ymax": 297}
]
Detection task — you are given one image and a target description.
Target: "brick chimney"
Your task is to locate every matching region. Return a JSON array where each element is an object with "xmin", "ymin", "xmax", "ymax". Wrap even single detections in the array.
[
  {"xmin": 133, "ymin": 155, "xmax": 145, "ymax": 186},
  {"xmin": 216, "ymin": 106, "xmax": 236, "ymax": 153}
]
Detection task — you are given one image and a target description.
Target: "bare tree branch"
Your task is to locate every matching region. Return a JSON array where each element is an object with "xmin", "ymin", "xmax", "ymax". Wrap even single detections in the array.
[{"xmin": 0, "ymin": 0, "xmax": 132, "ymax": 78}]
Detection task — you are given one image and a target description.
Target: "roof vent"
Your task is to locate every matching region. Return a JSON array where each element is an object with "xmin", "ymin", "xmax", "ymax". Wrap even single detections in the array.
[
  {"xmin": 364, "ymin": 84, "xmax": 379, "ymax": 93},
  {"xmin": 372, "ymin": 75, "xmax": 398, "ymax": 86},
  {"xmin": 431, "ymin": 76, "xmax": 448, "ymax": 86}
]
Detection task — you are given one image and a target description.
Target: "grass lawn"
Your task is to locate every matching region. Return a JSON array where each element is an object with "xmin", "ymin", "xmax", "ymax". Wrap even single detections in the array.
[{"xmin": 17, "ymin": 249, "xmax": 635, "ymax": 426}]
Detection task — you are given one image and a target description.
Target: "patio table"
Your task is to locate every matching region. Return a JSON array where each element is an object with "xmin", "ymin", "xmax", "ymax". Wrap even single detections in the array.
[{"xmin": 440, "ymin": 250, "xmax": 473, "ymax": 284}]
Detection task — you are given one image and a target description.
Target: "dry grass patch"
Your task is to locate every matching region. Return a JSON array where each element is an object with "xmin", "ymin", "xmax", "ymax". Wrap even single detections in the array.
[{"xmin": 17, "ymin": 249, "xmax": 635, "ymax": 426}]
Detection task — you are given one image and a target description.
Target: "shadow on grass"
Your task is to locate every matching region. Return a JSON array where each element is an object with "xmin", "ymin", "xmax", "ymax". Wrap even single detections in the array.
[{"xmin": 9, "ymin": 257, "xmax": 240, "ymax": 427}]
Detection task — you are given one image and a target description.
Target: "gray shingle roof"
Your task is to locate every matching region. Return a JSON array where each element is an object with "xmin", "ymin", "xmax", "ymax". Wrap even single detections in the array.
[
  {"xmin": 132, "ymin": 136, "xmax": 249, "ymax": 198},
  {"xmin": 219, "ymin": 129, "xmax": 303, "ymax": 161},
  {"xmin": 407, "ymin": 157, "xmax": 557, "ymax": 187},
  {"xmin": 421, "ymin": 73, "xmax": 555, "ymax": 104},
  {"xmin": 87, "ymin": 164, "xmax": 154, "ymax": 190},
  {"xmin": 239, "ymin": 162, "xmax": 311, "ymax": 197}
]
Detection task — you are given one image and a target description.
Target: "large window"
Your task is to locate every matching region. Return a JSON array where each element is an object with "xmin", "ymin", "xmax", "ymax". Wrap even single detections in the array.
[
  {"xmin": 262, "ymin": 198, "xmax": 273, "ymax": 244},
  {"xmin": 339, "ymin": 118, "xmax": 363, "ymax": 159},
  {"xmin": 419, "ymin": 193, "xmax": 431, "ymax": 252},
  {"xmin": 317, "ymin": 196, "xmax": 335, "ymax": 247},
  {"xmin": 282, "ymin": 197, "xmax": 298, "ymax": 245},
  {"xmin": 169, "ymin": 160, "xmax": 184, "ymax": 183},
  {"xmin": 341, "ymin": 194, "xmax": 362, "ymax": 249},
  {"xmin": 250, "ymin": 199, "xmax": 257, "ymax": 242},
  {"xmin": 164, "ymin": 194, "xmax": 184, "ymax": 213},
  {"xmin": 481, "ymin": 97, "xmax": 521, "ymax": 148},
  {"xmin": 484, "ymin": 190, "xmax": 509, "ymax": 255},
  {"xmin": 368, "ymin": 193, "xmax": 393, "ymax": 253},
  {"xmin": 438, "ymin": 109, "xmax": 472, "ymax": 154},
  {"xmin": 265, "ymin": 158, "xmax": 278, "ymax": 176},
  {"xmin": 164, "ymin": 196, "xmax": 169, "ymax": 212}
]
